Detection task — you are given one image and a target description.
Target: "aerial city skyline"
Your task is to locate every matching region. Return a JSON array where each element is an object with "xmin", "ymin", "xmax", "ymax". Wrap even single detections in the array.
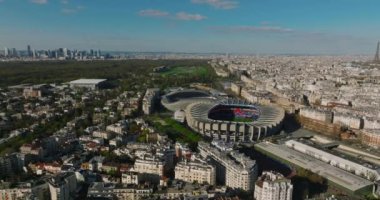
[
  {"xmin": 1, "ymin": 0, "xmax": 380, "ymax": 54},
  {"xmin": 2, "ymin": 1, "xmax": 380, "ymax": 200}
]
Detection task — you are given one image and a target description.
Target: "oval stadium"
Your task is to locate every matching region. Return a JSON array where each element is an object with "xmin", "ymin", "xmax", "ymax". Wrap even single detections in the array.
[
  {"xmin": 161, "ymin": 89, "xmax": 215, "ymax": 111},
  {"xmin": 185, "ymin": 99, "xmax": 285, "ymax": 142}
]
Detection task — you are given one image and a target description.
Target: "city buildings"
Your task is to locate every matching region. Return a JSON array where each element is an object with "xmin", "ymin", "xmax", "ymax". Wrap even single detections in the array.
[
  {"xmin": 212, "ymin": 54, "xmax": 380, "ymax": 148},
  {"xmin": 0, "ymin": 181, "xmax": 49, "ymax": 200},
  {"xmin": 2, "ymin": 50, "xmax": 380, "ymax": 199},
  {"xmin": 0, "ymin": 153, "xmax": 24, "ymax": 179},
  {"xmin": 22, "ymin": 84, "xmax": 51, "ymax": 98},
  {"xmin": 254, "ymin": 171, "xmax": 293, "ymax": 200},
  {"xmin": 87, "ymin": 182, "xmax": 153, "ymax": 199},
  {"xmin": 155, "ymin": 180, "xmax": 209, "ymax": 199},
  {"xmin": 0, "ymin": 45, "xmax": 107, "ymax": 60}
]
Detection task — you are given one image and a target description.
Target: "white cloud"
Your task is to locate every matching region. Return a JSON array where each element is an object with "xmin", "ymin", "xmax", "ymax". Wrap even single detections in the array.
[
  {"xmin": 61, "ymin": 6, "xmax": 84, "ymax": 14},
  {"xmin": 176, "ymin": 12, "xmax": 207, "ymax": 21},
  {"xmin": 138, "ymin": 9, "xmax": 206, "ymax": 21},
  {"xmin": 191, "ymin": 0, "xmax": 238, "ymax": 10},
  {"xmin": 211, "ymin": 25, "xmax": 293, "ymax": 33},
  {"xmin": 30, "ymin": 0, "xmax": 48, "ymax": 4},
  {"xmin": 138, "ymin": 9, "xmax": 169, "ymax": 17}
]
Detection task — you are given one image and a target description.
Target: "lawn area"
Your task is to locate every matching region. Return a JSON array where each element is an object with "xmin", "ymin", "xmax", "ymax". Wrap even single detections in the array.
[
  {"xmin": 163, "ymin": 118, "xmax": 202, "ymax": 143},
  {"xmin": 233, "ymin": 117, "xmax": 254, "ymax": 123},
  {"xmin": 160, "ymin": 66, "xmax": 209, "ymax": 77},
  {"xmin": 146, "ymin": 115, "xmax": 202, "ymax": 150}
]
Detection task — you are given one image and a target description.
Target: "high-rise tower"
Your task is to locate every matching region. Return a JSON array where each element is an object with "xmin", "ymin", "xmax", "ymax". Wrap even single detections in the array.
[
  {"xmin": 27, "ymin": 45, "xmax": 32, "ymax": 57},
  {"xmin": 375, "ymin": 41, "xmax": 380, "ymax": 62},
  {"xmin": 4, "ymin": 47, "xmax": 8, "ymax": 57}
]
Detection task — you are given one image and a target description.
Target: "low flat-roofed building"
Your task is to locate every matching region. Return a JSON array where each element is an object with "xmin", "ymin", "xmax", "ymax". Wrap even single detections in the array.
[
  {"xmin": 255, "ymin": 142, "xmax": 374, "ymax": 194},
  {"xmin": 285, "ymin": 139, "xmax": 380, "ymax": 181},
  {"xmin": 69, "ymin": 79, "xmax": 107, "ymax": 90}
]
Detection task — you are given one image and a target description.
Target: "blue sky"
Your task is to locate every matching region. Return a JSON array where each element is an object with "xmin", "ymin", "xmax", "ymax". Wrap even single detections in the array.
[{"xmin": 0, "ymin": 0, "xmax": 380, "ymax": 54}]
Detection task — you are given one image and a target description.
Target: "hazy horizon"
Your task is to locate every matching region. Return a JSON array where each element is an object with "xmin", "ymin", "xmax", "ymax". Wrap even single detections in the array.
[{"xmin": 1, "ymin": 0, "xmax": 380, "ymax": 55}]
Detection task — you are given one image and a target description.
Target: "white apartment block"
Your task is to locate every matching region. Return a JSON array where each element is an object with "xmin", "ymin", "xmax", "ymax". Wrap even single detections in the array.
[
  {"xmin": 299, "ymin": 107, "xmax": 333, "ymax": 123},
  {"xmin": 142, "ymin": 88, "xmax": 160, "ymax": 115},
  {"xmin": 131, "ymin": 157, "xmax": 164, "ymax": 183},
  {"xmin": 122, "ymin": 172, "xmax": 139, "ymax": 185},
  {"xmin": 175, "ymin": 160, "xmax": 216, "ymax": 185},
  {"xmin": 106, "ymin": 123, "xmax": 127, "ymax": 135},
  {"xmin": 198, "ymin": 141, "xmax": 258, "ymax": 191},
  {"xmin": 333, "ymin": 112, "xmax": 362, "ymax": 129},
  {"xmin": 254, "ymin": 171, "xmax": 293, "ymax": 200},
  {"xmin": 92, "ymin": 131, "xmax": 115, "ymax": 140}
]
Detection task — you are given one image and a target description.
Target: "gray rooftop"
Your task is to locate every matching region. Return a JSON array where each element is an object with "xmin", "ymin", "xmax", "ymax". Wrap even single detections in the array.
[
  {"xmin": 69, "ymin": 79, "xmax": 107, "ymax": 84},
  {"xmin": 255, "ymin": 142, "xmax": 373, "ymax": 192}
]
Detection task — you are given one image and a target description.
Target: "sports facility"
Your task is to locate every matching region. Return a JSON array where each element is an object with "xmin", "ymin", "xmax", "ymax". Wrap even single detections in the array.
[
  {"xmin": 161, "ymin": 89, "xmax": 215, "ymax": 111},
  {"xmin": 208, "ymin": 104, "xmax": 261, "ymax": 123},
  {"xmin": 161, "ymin": 89, "xmax": 285, "ymax": 142}
]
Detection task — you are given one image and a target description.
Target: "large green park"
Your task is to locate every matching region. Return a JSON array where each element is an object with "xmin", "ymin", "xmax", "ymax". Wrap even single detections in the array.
[
  {"xmin": 159, "ymin": 65, "xmax": 210, "ymax": 77},
  {"xmin": 0, "ymin": 59, "xmax": 216, "ymax": 89}
]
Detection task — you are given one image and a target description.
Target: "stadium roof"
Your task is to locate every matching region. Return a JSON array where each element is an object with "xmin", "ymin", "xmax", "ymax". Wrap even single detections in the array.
[
  {"xmin": 186, "ymin": 99, "xmax": 285, "ymax": 126},
  {"xmin": 161, "ymin": 89, "xmax": 214, "ymax": 111}
]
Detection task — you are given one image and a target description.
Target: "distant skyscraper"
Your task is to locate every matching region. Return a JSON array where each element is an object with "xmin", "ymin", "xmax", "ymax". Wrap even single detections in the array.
[
  {"xmin": 375, "ymin": 41, "xmax": 380, "ymax": 63},
  {"xmin": 63, "ymin": 48, "xmax": 68, "ymax": 58},
  {"xmin": 11, "ymin": 48, "xmax": 17, "ymax": 57},
  {"xmin": 4, "ymin": 47, "xmax": 8, "ymax": 57},
  {"xmin": 27, "ymin": 45, "xmax": 32, "ymax": 57}
]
